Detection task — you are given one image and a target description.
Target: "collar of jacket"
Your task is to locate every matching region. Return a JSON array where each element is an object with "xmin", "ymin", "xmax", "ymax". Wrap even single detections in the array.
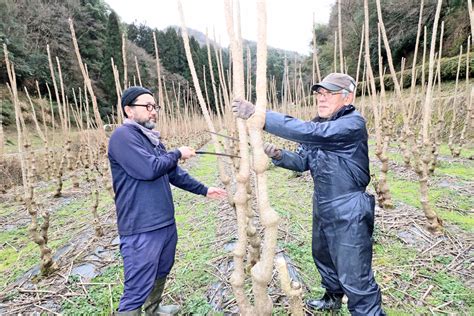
[{"xmin": 312, "ymin": 104, "xmax": 355, "ymax": 122}]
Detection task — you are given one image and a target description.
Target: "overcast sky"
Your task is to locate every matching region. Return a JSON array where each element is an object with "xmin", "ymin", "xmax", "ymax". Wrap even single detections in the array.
[{"xmin": 104, "ymin": 0, "xmax": 336, "ymax": 55}]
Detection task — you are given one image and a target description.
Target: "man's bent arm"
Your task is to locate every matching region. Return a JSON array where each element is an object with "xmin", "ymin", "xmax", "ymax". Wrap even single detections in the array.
[
  {"xmin": 265, "ymin": 111, "xmax": 366, "ymax": 146},
  {"xmin": 168, "ymin": 166, "xmax": 208, "ymax": 196},
  {"xmin": 272, "ymin": 147, "xmax": 310, "ymax": 172},
  {"xmin": 109, "ymin": 128, "xmax": 181, "ymax": 181}
]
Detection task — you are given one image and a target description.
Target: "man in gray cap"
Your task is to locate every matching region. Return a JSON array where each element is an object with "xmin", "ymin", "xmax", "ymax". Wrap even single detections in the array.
[
  {"xmin": 109, "ymin": 86, "xmax": 227, "ymax": 315},
  {"xmin": 232, "ymin": 73, "xmax": 385, "ymax": 315}
]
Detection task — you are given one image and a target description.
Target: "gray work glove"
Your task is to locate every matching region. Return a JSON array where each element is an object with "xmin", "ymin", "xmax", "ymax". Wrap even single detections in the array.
[
  {"xmin": 263, "ymin": 142, "xmax": 282, "ymax": 160},
  {"xmin": 232, "ymin": 99, "xmax": 255, "ymax": 119}
]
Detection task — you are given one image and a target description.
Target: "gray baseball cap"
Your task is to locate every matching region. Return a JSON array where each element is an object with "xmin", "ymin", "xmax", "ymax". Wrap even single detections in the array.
[{"xmin": 311, "ymin": 73, "xmax": 356, "ymax": 93}]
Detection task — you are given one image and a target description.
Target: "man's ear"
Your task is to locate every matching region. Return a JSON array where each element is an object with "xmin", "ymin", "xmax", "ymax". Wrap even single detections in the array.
[
  {"xmin": 344, "ymin": 92, "xmax": 354, "ymax": 105},
  {"xmin": 124, "ymin": 105, "xmax": 134, "ymax": 118}
]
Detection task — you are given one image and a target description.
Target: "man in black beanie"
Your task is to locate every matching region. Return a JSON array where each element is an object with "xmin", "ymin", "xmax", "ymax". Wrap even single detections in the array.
[{"xmin": 108, "ymin": 86, "xmax": 227, "ymax": 315}]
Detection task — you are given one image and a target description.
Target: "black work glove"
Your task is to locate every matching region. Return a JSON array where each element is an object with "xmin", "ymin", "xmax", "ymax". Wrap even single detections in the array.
[
  {"xmin": 231, "ymin": 99, "xmax": 255, "ymax": 119},
  {"xmin": 263, "ymin": 142, "xmax": 282, "ymax": 160}
]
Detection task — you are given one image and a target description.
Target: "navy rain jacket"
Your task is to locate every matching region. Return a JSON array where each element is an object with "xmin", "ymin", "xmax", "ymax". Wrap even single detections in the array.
[
  {"xmin": 108, "ymin": 124, "xmax": 208, "ymax": 236},
  {"xmin": 265, "ymin": 105, "xmax": 373, "ymax": 220},
  {"xmin": 265, "ymin": 105, "xmax": 384, "ymax": 316}
]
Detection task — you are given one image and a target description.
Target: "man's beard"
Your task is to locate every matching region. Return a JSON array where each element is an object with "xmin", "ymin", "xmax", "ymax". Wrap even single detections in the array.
[{"xmin": 136, "ymin": 118, "xmax": 156, "ymax": 130}]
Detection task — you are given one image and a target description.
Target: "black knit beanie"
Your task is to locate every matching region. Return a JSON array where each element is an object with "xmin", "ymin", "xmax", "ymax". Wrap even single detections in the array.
[{"xmin": 121, "ymin": 86, "xmax": 153, "ymax": 118}]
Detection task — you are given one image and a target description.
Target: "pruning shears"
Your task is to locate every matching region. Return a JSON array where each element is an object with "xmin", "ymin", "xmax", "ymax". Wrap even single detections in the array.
[
  {"xmin": 201, "ymin": 131, "xmax": 241, "ymax": 158},
  {"xmin": 205, "ymin": 130, "xmax": 239, "ymax": 142},
  {"xmin": 195, "ymin": 151, "xmax": 240, "ymax": 158}
]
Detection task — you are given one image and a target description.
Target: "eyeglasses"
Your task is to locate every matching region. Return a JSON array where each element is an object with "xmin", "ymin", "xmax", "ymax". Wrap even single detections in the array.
[
  {"xmin": 313, "ymin": 90, "xmax": 345, "ymax": 98},
  {"xmin": 132, "ymin": 103, "xmax": 162, "ymax": 112}
]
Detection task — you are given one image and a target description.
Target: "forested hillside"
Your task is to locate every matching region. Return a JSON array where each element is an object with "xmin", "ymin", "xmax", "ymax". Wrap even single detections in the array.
[
  {"xmin": 0, "ymin": 0, "xmax": 220, "ymax": 121},
  {"xmin": 0, "ymin": 0, "xmax": 301, "ymax": 125},
  {"xmin": 312, "ymin": 0, "xmax": 472, "ymax": 76}
]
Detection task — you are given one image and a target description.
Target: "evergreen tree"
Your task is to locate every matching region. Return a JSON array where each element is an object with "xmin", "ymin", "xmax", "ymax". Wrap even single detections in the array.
[
  {"xmin": 127, "ymin": 22, "xmax": 154, "ymax": 55},
  {"xmin": 100, "ymin": 10, "xmax": 122, "ymax": 117}
]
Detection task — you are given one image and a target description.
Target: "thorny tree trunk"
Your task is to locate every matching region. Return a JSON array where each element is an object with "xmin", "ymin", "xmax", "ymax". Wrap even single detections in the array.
[
  {"xmin": 85, "ymin": 107, "xmax": 104, "ymax": 237},
  {"xmin": 0, "ymin": 103, "xmax": 3, "ymax": 157},
  {"xmin": 59, "ymin": 57, "xmax": 79, "ymax": 189},
  {"xmin": 100, "ymin": 143, "xmax": 115, "ymax": 199},
  {"xmin": 222, "ymin": 0, "xmax": 253, "ymax": 313},
  {"xmin": 71, "ymin": 89, "xmax": 86, "ymax": 186},
  {"xmin": 111, "ymin": 58, "xmax": 123, "ymax": 125},
  {"xmin": 374, "ymin": 23, "xmax": 393, "ymax": 209},
  {"xmin": 53, "ymin": 151, "xmax": 67, "ymax": 198},
  {"xmin": 354, "ymin": 23, "xmax": 365, "ymax": 95},
  {"xmin": 246, "ymin": 46, "xmax": 252, "ymax": 102},
  {"xmin": 419, "ymin": 0, "xmax": 443, "ymax": 232},
  {"xmin": 276, "ymin": 256, "xmax": 303, "ymax": 316},
  {"xmin": 282, "ymin": 57, "xmax": 288, "ymax": 109},
  {"xmin": 452, "ymin": 38, "xmax": 472, "ymax": 157},
  {"xmin": 224, "ymin": 0, "xmax": 261, "ymax": 273},
  {"xmin": 364, "ymin": 0, "xmax": 387, "ymax": 208},
  {"xmin": 25, "ymin": 87, "xmax": 52, "ymax": 180},
  {"xmin": 25, "ymin": 144, "xmax": 57, "ymax": 275},
  {"xmin": 56, "ymin": 71, "xmax": 69, "ymax": 195},
  {"xmin": 4, "ymin": 45, "xmax": 56, "ymax": 275},
  {"xmin": 312, "ymin": 14, "xmax": 321, "ymax": 85},
  {"xmin": 448, "ymin": 46, "xmax": 464, "ymax": 156},
  {"xmin": 56, "ymin": 56, "xmax": 68, "ymax": 132},
  {"xmin": 47, "ymin": 45, "xmax": 65, "ymax": 131},
  {"xmin": 45, "ymin": 85, "xmax": 58, "ymax": 180},
  {"xmin": 429, "ymin": 22, "xmax": 445, "ymax": 175},
  {"xmin": 333, "ymin": 31, "xmax": 338, "ymax": 72},
  {"xmin": 69, "ymin": 18, "xmax": 105, "ymax": 140},
  {"xmin": 337, "ymin": 0, "xmax": 344, "ymax": 72},
  {"xmin": 401, "ymin": 0, "xmax": 424, "ymax": 167},
  {"xmin": 214, "ymin": 40, "xmax": 231, "ymax": 114},
  {"xmin": 122, "ymin": 33, "xmax": 128, "ymax": 90},
  {"xmin": 135, "ymin": 56, "xmax": 143, "ymax": 87},
  {"xmin": 177, "ymin": 0, "xmax": 233, "ymax": 205},
  {"xmin": 469, "ymin": 0, "xmax": 474, "ymax": 46},
  {"xmin": 239, "ymin": 2, "xmax": 266, "ymax": 268},
  {"xmin": 249, "ymin": 0, "xmax": 280, "ymax": 314},
  {"xmin": 206, "ymin": 33, "xmax": 224, "ymax": 132},
  {"xmin": 375, "ymin": 0, "xmax": 412, "ymax": 139},
  {"xmin": 91, "ymin": 174, "xmax": 104, "ymax": 237},
  {"xmin": 153, "ymin": 31, "xmax": 166, "ymax": 134}
]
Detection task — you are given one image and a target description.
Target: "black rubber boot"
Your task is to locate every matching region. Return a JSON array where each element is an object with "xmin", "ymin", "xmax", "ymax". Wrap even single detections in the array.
[
  {"xmin": 115, "ymin": 307, "xmax": 142, "ymax": 316},
  {"xmin": 143, "ymin": 277, "xmax": 180, "ymax": 315},
  {"xmin": 306, "ymin": 292, "xmax": 343, "ymax": 311}
]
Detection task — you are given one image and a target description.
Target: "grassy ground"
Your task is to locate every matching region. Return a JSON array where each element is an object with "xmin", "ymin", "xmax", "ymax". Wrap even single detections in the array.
[
  {"xmin": 1, "ymin": 140, "xmax": 472, "ymax": 315},
  {"xmin": 60, "ymin": 149, "xmax": 225, "ymax": 315},
  {"xmin": 63, "ymin": 141, "xmax": 473, "ymax": 315},
  {"xmin": 0, "ymin": 175, "xmax": 113, "ymax": 292},
  {"xmin": 380, "ymin": 144, "xmax": 474, "ymax": 232}
]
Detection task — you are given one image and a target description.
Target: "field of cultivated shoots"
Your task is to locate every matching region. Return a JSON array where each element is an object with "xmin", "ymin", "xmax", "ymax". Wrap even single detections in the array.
[{"xmin": 0, "ymin": 0, "xmax": 473, "ymax": 315}]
